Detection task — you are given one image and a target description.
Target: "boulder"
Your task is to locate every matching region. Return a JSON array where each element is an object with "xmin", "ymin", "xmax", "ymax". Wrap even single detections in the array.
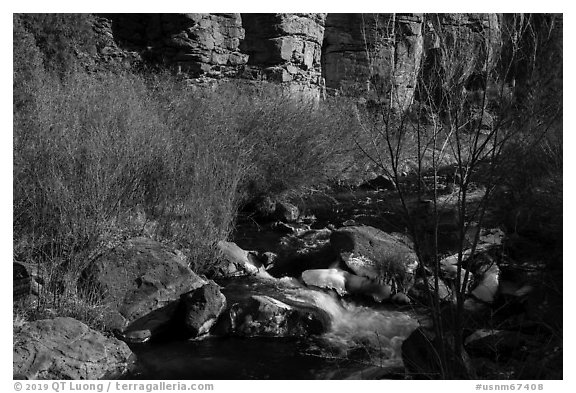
[
  {"xmin": 13, "ymin": 317, "xmax": 133, "ymax": 380},
  {"xmin": 271, "ymin": 221, "xmax": 297, "ymax": 234},
  {"xmin": 220, "ymin": 295, "xmax": 329, "ymax": 337},
  {"xmin": 330, "ymin": 226, "xmax": 418, "ymax": 291},
  {"xmin": 261, "ymin": 251, "xmax": 279, "ymax": 269},
  {"xmin": 302, "ymin": 268, "xmax": 348, "ymax": 296},
  {"xmin": 275, "ymin": 201, "xmax": 299, "ymax": 222},
  {"xmin": 79, "ymin": 237, "xmax": 207, "ymax": 334},
  {"xmin": 116, "ymin": 302, "xmax": 180, "ymax": 344},
  {"xmin": 302, "ymin": 268, "xmax": 392, "ymax": 302},
  {"xmin": 344, "ymin": 272, "xmax": 392, "ymax": 302},
  {"xmin": 477, "ymin": 227, "xmax": 505, "ymax": 246},
  {"xmin": 216, "ymin": 240, "xmax": 264, "ymax": 277},
  {"xmin": 267, "ymin": 228, "xmax": 338, "ymax": 277},
  {"xmin": 471, "ymin": 263, "xmax": 500, "ymax": 303},
  {"xmin": 439, "ymin": 254, "xmax": 471, "ymax": 290},
  {"xmin": 181, "ymin": 281, "xmax": 227, "ymax": 337}
]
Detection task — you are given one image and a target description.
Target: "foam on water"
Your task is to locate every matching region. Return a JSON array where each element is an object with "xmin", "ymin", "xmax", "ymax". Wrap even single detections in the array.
[{"xmin": 281, "ymin": 283, "xmax": 419, "ymax": 365}]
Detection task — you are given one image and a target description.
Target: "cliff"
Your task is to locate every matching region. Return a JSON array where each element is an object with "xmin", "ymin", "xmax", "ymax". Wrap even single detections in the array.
[{"xmin": 39, "ymin": 13, "xmax": 556, "ymax": 109}]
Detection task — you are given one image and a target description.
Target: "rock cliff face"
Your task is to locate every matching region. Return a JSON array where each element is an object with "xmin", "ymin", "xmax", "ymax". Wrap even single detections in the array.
[
  {"xmin": 99, "ymin": 13, "xmax": 502, "ymax": 105},
  {"xmin": 323, "ymin": 13, "xmax": 425, "ymax": 109},
  {"xmin": 106, "ymin": 13, "xmax": 247, "ymax": 77},
  {"xmin": 240, "ymin": 14, "xmax": 325, "ymax": 99}
]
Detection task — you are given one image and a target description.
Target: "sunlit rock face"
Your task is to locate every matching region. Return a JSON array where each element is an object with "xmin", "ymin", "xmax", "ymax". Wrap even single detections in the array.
[
  {"xmin": 107, "ymin": 13, "xmax": 247, "ymax": 77},
  {"xmin": 322, "ymin": 13, "xmax": 424, "ymax": 110},
  {"xmin": 101, "ymin": 13, "xmax": 501, "ymax": 107},
  {"xmin": 14, "ymin": 317, "xmax": 134, "ymax": 380}
]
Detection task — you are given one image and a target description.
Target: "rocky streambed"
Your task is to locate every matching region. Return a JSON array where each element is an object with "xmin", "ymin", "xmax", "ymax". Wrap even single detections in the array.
[{"xmin": 14, "ymin": 186, "xmax": 559, "ymax": 380}]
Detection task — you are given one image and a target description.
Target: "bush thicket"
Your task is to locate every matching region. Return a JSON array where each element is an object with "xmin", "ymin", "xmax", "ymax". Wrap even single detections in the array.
[{"xmin": 13, "ymin": 14, "xmax": 357, "ymax": 315}]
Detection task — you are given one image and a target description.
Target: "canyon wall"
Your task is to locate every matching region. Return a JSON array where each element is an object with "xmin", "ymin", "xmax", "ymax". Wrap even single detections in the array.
[{"xmin": 101, "ymin": 13, "xmax": 502, "ymax": 105}]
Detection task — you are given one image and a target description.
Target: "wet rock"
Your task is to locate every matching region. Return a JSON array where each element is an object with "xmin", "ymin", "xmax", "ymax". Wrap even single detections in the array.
[
  {"xmin": 261, "ymin": 251, "xmax": 279, "ymax": 269},
  {"xmin": 344, "ymin": 272, "xmax": 392, "ymax": 302},
  {"xmin": 181, "ymin": 281, "xmax": 227, "ymax": 337},
  {"xmin": 471, "ymin": 263, "xmax": 500, "ymax": 303},
  {"xmin": 302, "ymin": 268, "xmax": 348, "ymax": 296},
  {"xmin": 79, "ymin": 237, "xmax": 207, "ymax": 334},
  {"xmin": 275, "ymin": 201, "xmax": 299, "ymax": 222},
  {"xmin": 439, "ymin": 254, "xmax": 472, "ymax": 291},
  {"xmin": 268, "ymin": 228, "xmax": 338, "ymax": 277},
  {"xmin": 13, "ymin": 317, "xmax": 133, "ymax": 380},
  {"xmin": 302, "ymin": 268, "xmax": 392, "ymax": 302},
  {"xmin": 330, "ymin": 226, "xmax": 418, "ymax": 291},
  {"xmin": 271, "ymin": 221, "xmax": 297, "ymax": 234},
  {"xmin": 440, "ymin": 254, "xmax": 470, "ymax": 277},
  {"xmin": 222, "ymin": 295, "xmax": 329, "ymax": 337},
  {"xmin": 216, "ymin": 240, "xmax": 264, "ymax": 277},
  {"xmin": 477, "ymin": 227, "xmax": 505, "ymax": 246}
]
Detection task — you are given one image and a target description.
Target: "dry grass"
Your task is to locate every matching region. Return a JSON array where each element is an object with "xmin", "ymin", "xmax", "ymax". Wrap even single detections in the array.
[{"xmin": 13, "ymin": 15, "xmax": 358, "ymax": 323}]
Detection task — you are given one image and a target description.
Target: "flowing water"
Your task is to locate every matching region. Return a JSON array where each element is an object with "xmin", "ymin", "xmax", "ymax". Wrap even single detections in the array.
[
  {"xmin": 129, "ymin": 276, "xmax": 420, "ymax": 379},
  {"xmin": 129, "ymin": 189, "xmax": 423, "ymax": 379}
]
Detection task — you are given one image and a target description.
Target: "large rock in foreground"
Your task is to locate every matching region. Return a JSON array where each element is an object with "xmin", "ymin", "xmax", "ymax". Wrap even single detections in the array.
[
  {"xmin": 79, "ymin": 237, "xmax": 207, "ymax": 332},
  {"xmin": 217, "ymin": 294, "xmax": 330, "ymax": 337},
  {"xmin": 330, "ymin": 226, "xmax": 418, "ymax": 291},
  {"xmin": 181, "ymin": 281, "xmax": 227, "ymax": 337},
  {"xmin": 14, "ymin": 317, "xmax": 133, "ymax": 380}
]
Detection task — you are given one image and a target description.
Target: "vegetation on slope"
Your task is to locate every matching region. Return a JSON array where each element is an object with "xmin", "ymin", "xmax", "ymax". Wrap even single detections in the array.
[{"xmin": 13, "ymin": 14, "xmax": 356, "ymax": 324}]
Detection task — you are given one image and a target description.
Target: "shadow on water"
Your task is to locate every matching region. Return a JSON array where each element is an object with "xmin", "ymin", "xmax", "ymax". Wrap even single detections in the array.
[{"xmin": 127, "ymin": 336, "xmax": 406, "ymax": 380}]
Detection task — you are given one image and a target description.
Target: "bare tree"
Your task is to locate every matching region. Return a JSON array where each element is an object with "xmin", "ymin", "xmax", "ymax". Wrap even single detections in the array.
[{"xmin": 354, "ymin": 13, "xmax": 561, "ymax": 378}]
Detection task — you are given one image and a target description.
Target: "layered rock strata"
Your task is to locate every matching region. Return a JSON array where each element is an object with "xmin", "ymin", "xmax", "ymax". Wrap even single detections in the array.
[{"xmin": 98, "ymin": 13, "xmax": 502, "ymax": 106}]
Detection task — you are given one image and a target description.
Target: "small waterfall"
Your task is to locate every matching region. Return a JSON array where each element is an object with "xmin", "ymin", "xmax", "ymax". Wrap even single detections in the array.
[
  {"xmin": 129, "ymin": 276, "xmax": 421, "ymax": 380},
  {"xmin": 280, "ymin": 281, "xmax": 419, "ymax": 367}
]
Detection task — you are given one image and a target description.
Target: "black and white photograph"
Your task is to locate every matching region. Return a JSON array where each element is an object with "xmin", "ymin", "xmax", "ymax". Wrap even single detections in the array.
[{"xmin": 10, "ymin": 2, "xmax": 566, "ymax": 385}]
